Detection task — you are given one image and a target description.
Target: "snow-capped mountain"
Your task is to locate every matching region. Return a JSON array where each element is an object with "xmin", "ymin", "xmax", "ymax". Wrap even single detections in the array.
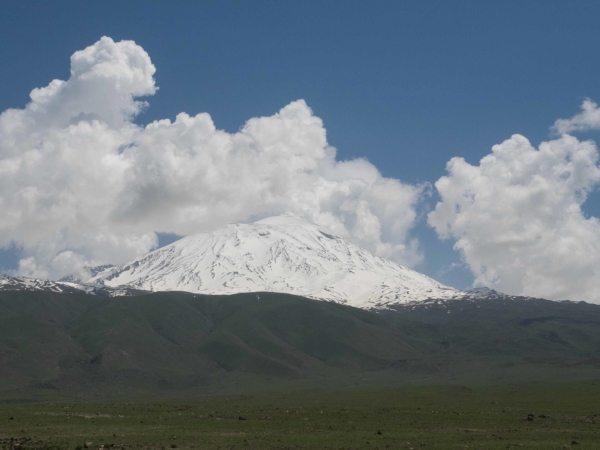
[
  {"xmin": 0, "ymin": 274, "xmax": 146, "ymax": 297},
  {"xmin": 90, "ymin": 214, "xmax": 467, "ymax": 309}
]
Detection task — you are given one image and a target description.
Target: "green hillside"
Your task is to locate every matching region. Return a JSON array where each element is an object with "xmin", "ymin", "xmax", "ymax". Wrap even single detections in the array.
[
  {"xmin": 385, "ymin": 297, "xmax": 600, "ymax": 368},
  {"xmin": 0, "ymin": 291, "xmax": 599, "ymax": 399}
]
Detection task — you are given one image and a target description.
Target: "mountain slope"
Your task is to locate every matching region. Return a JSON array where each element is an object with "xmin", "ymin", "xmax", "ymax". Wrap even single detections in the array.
[
  {"xmin": 0, "ymin": 290, "xmax": 429, "ymax": 394},
  {"xmin": 90, "ymin": 215, "xmax": 464, "ymax": 308},
  {"xmin": 1, "ymin": 290, "xmax": 600, "ymax": 397}
]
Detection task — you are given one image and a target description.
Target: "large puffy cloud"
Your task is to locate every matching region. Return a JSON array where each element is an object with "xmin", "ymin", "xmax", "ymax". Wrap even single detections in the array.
[
  {"xmin": 0, "ymin": 37, "xmax": 424, "ymax": 279},
  {"xmin": 429, "ymin": 132, "xmax": 600, "ymax": 303}
]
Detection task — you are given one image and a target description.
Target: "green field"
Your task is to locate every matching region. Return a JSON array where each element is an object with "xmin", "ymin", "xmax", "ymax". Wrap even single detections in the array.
[{"xmin": 1, "ymin": 383, "xmax": 600, "ymax": 449}]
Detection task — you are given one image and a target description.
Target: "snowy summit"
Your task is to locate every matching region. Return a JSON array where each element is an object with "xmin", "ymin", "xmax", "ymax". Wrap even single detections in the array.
[{"xmin": 89, "ymin": 214, "xmax": 464, "ymax": 309}]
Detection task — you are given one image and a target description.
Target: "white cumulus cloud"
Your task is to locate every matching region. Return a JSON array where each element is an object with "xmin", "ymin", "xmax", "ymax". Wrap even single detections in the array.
[
  {"xmin": 0, "ymin": 37, "xmax": 424, "ymax": 279},
  {"xmin": 429, "ymin": 132, "xmax": 600, "ymax": 303}
]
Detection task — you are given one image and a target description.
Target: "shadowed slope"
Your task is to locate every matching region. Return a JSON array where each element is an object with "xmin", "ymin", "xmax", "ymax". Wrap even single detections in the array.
[
  {"xmin": 0, "ymin": 291, "xmax": 426, "ymax": 394},
  {"xmin": 1, "ymin": 291, "xmax": 600, "ymax": 398}
]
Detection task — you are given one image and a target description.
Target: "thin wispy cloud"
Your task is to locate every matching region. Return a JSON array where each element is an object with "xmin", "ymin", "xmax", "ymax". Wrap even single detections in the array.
[{"xmin": 552, "ymin": 99, "xmax": 600, "ymax": 134}]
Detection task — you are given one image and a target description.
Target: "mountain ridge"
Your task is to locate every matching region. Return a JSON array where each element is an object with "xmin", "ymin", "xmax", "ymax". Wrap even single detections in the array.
[{"xmin": 0, "ymin": 273, "xmax": 146, "ymax": 297}]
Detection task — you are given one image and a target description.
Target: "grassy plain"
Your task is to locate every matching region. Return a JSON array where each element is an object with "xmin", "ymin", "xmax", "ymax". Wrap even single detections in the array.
[{"xmin": 1, "ymin": 382, "xmax": 600, "ymax": 450}]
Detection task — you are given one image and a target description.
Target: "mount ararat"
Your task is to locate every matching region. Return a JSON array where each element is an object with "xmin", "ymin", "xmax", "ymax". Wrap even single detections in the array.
[{"xmin": 3, "ymin": 215, "xmax": 515, "ymax": 308}]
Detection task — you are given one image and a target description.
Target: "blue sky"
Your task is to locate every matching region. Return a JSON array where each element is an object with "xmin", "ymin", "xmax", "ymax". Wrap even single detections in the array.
[{"xmin": 1, "ymin": 0, "xmax": 600, "ymax": 292}]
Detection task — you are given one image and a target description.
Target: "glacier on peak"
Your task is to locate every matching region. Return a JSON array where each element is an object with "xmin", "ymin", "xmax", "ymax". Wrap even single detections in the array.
[{"xmin": 89, "ymin": 214, "xmax": 466, "ymax": 308}]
